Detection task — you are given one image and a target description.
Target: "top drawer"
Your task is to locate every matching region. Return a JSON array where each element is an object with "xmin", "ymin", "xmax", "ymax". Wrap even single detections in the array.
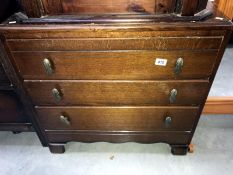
[
  {"xmin": 7, "ymin": 37, "xmax": 222, "ymax": 51},
  {"xmin": 12, "ymin": 50, "xmax": 218, "ymax": 80}
]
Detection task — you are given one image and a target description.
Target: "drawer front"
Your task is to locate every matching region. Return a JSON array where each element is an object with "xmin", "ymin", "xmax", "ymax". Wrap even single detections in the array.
[
  {"xmin": 25, "ymin": 81, "xmax": 209, "ymax": 106},
  {"xmin": 46, "ymin": 131, "xmax": 191, "ymax": 145},
  {"xmin": 37, "ymin": 107, "xmax": 198, "ymax": 131},
  {"xmin": 7, "ymin": 37, "xmax": 222, "ymax": 51},
  {"xmin": 13, "ymin": 50, "xmax": 218, "ymax": 80},
  {"xmin": 0, "ymin": 91, "xmax": 28, "ymax": 123}
]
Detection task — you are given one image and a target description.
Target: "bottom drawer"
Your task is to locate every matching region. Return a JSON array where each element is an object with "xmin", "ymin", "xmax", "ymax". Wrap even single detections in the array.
[
  {"xmin": 36, "ymin": 107, "xmax": 199, "ymax": 131},
  {"xmin": 0, "ymin": 91, "xmax": 28, "ymax": 123},
  {"xmin": 46, "ymin": 131, "xmax": 191, "ymax": 145}
]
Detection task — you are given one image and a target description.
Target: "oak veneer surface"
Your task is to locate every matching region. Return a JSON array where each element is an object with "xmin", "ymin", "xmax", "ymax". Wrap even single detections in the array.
[
  {"xmin": 46, "ymin": 131, "xmax": 191, "ymax": 144},
  {"xmin": 7, "ymin": 37, "xmax": 222, "ymax": 51},
  {"xmin": 24, "ymin": 80, "xmax": 209, "ymax": 106},
  {"xmin": 216, "ymin": 0, "xmax": 233, "ymax": 19},
  {"xmin": 37, "ymin": 106, "xmax": 198, "ymax": 131},
  {"xmin": 12, "ymin": 50, "xmax": 218, "ymax": 80}
]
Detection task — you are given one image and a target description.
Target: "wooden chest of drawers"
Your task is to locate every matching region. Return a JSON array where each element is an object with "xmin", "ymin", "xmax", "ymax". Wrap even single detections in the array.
[{"xmin": 0, "ymin": 6, "xmax": 232, "ymax": 154}]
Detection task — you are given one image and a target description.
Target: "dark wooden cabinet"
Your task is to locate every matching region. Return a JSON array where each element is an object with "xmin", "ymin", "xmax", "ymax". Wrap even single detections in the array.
[{"xmin": 0, "ymin": 1, "xmax": 232, "ymax": 155}]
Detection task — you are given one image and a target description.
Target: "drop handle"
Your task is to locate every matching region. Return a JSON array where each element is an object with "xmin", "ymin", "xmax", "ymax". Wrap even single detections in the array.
[
  {"xmin": 43, "ymin": 58, "xmax": 54, "ymax": 75},
  {"xmin": 170, "ymin": 89, "xmax": 177, "ymax": 103},
  {"xmin": 165, "ymin": 116, "xmax": 172, "ymax": 127},
  {"xmin": 174, "ymin": 58, "xmax": 184, "ymax": 75},
  {"xmin": 60, "ymin": 115, "xmax": 71, "ymax": 126},
  {"xmin": 52, "ymin": 88, "xmax": 63, "ymax": 102}
]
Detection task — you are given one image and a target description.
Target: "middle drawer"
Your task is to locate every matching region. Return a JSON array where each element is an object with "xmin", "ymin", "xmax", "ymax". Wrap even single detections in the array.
[
  {"xmin": 24, "ymin": 80, "xmax": 209, "ymax": 106},
  {"xmin": 13, "ymin": 50, "xmax": 217, "ymax": 80}
]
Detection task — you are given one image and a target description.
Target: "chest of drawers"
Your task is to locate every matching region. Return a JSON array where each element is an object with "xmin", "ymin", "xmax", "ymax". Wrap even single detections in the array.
[{"xmin": 0, "ymin": 4, "xmax": 232, "ymax": 154}]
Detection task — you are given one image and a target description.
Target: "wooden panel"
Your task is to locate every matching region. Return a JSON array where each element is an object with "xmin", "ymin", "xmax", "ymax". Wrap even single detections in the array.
[
  {"xmin": 21, "ymin": 0, "xmax": 43, "ymax": 17},
  {"xmin": 42, "ymin": 0, "xmax": 62, "ymax": 15},
  {"xmin": 37, "ymin": 106, "xmax": 198, "ymax": 131},
  {"xmin": 22, "ymin": 0, "xmax": 207, "ymax": 17},
  {"xmin": 217, "ymin": 0, "xmax": 233, "ymax": 19},
  {"xmin": 3, "ymin": 30, "xmax": 225, "ymax": 40},
  {"xmin": 0, "ymin": 91, "xmax": 29, "ymax": 123},
  {"xmin": 181, "ymin": 0, "xmax": 208, "ymax": 15},
  {"xmin": 0, "ymin": 64, "xmax": 10, "ymax": 85},
  {"xmin": 0, "ymin": 123, "xmax": 33, "ymax": 132},
  {"xmin": 181, "ymin": 0, "xmax": 198, "ymax": 16},
  {"xmin": 13, "ymin": 50, "xmax": 218, "ymax": 80},
  {"xmin": 24, "ymin": 80, "xmax": 209, "ymax": 106},
  {"xmin": 46, "ymin": 130, "xmax": 191, "ymax": 144},
  {"xmin": 7, "ymin": 37, "xmax": 222, "ymax": 51},
  {"xmin": 41, "ymin": 0, "xmax": 176, "ymax": 15},
  {"xmin": 203, "ymin": 97, "xmax": 233, "ymax": 114}
]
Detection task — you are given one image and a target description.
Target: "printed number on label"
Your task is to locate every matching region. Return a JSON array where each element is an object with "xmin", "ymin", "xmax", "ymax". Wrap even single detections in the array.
[{"xmin": 155, "ymin": 58, "xmax": 167, "ymax": 66}]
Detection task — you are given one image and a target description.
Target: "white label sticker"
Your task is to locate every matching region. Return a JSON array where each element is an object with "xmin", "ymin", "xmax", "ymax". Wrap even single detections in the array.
[{"xmin": 155, "ymin": 58, "xmax": 167, "ymax": 66}]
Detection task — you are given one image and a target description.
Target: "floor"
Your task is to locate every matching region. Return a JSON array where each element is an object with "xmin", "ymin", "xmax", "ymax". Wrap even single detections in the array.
[
  {"xmin": 209, "ymin": 45, "xmax": 233, "ymax": 96},
  {"xmin": 0, "ymin": 47, "xmax": 232, "ymax": 175}
]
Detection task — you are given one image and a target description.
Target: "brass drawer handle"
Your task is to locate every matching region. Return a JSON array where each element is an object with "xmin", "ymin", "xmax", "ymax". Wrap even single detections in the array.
[
  {"xmin": 52, "ymin": 88, "xmax": 63, "ymax": 102},
  {"xmin": 170, "ymin": 89, "xmax": 177, "ymax": 103},
  {"xmin": 43, "ymin": 58, "xmax": 54, "ymax": 75},
  {"xmin": 60, "ymin": 115, "xmax": 71, "ymax": 126},
  {"xmin": 165, "ymin": 116, "xmax": 172, "ymax": 127},
  {"xmin": 174, "ymin": 58, "xmax": 184, "ymax": 75}
]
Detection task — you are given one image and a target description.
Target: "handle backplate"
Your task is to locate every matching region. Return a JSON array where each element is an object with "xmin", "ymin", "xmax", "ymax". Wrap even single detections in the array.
[
  {"xmin": 165, "ymin": 116, "xmax": 172, "ymax": 127},
  {"xmin": 43, "ymin": 58, "xmax": 54, "ymax": 75},
  {"xmin": 60, "ymin": 115, "xmax": 71, "ymax": 126},
  {"xmin": 52, "ymin": 88, "xmax": 63, "ymax": 102},
  {"xmin": 170, "ymin": 89, "xmax": 178, "ymax": 103},
  {"xmin": 174, "ymin": 58, "xmax": 184, "ymax": 75}
]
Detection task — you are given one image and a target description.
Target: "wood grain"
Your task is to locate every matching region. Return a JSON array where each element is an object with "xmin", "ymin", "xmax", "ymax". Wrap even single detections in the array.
[
  {"xmin": 7, "ymin": 37, "xmax": 222, "ymax": 51},
  {"xmin": 12, "ymin": 50, "xmax": 218, "ymax": 80},
  {"xmin": 181, "ymin": 0, "xmax": 199, "ymax": 16},
  {"xmin": 203, "ymin": 97, "xmax": 233, "ymax": 114},
  {"xmin": 36, "ymin": 106, "xmax": 199, "ymax": 131},
  {"xmin": 216, "ymin": 0, "xmax": 233, "ymax": 19},
  {"xmin": 21, "ymin": 0, "xmax": 43, "ymax": 17},
  {"xmin": 2, "ymin": 30, "xmax": 225, "ymax": 40},
  {"xmin": 41, "ymin": 0, "xmax": 177, "ymax": 15},
  {"xmin": 21, "ymin": 0, "xmax": 208, "ymax": 17},
  {"xmin": 46, "ymin": 130, "xmax": 191, "ymax": 144},
  {"xmin": 24, "ymin": 80, "xmax": 209, "ymax": 106}
]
